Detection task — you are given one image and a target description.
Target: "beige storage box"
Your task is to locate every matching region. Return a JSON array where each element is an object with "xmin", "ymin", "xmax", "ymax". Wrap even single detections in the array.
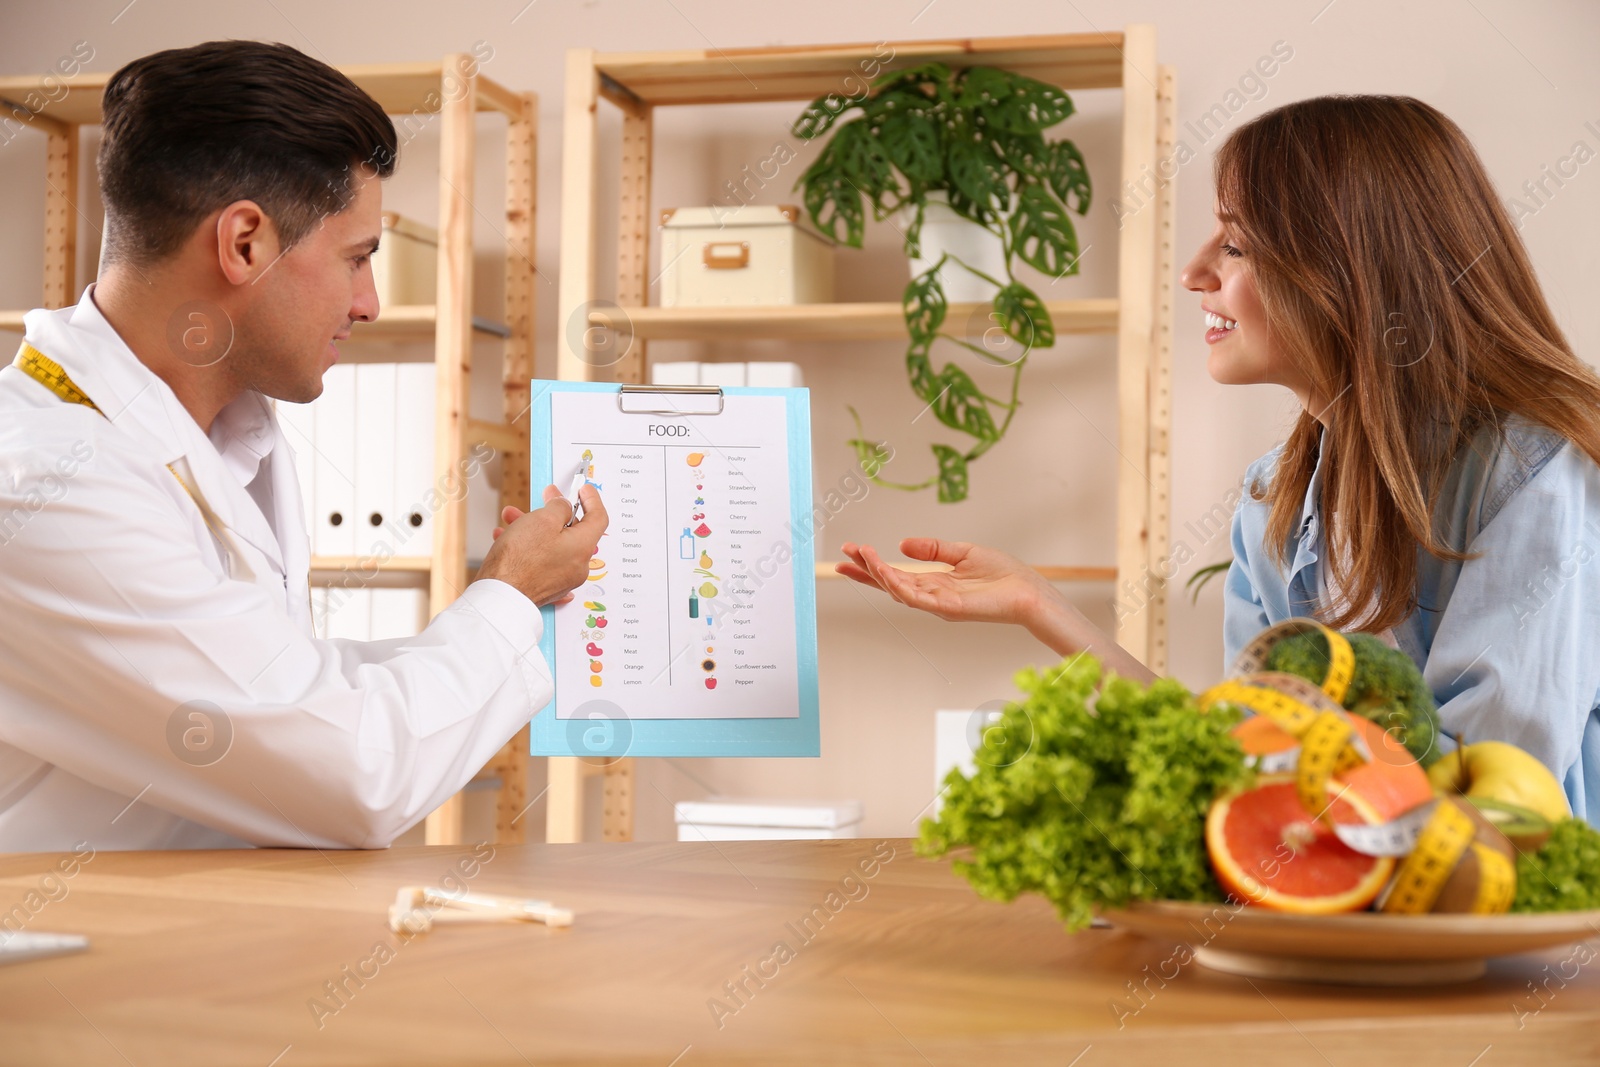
[
  {"xmin": 658, "ymin": 204, "xmax": 833, "ymax": 307},
  {"xmin": 371, "ymin": 211, "xmax": 438, "ymax": 308}
]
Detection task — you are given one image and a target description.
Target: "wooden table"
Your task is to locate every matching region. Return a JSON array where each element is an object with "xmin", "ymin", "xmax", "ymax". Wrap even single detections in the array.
[{"xmin": 2, "ymin": 840, "xmax": 1598, "ymax": 1065}]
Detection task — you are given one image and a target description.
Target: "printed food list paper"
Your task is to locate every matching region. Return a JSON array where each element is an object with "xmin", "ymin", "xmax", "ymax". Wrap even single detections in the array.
[{"xmin": 528, "ymin": 381, "xmax": 820, "ymax": 758}]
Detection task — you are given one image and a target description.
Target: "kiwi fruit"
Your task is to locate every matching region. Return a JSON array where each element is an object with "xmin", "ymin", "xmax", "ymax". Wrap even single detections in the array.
[{"xmin": 1462, "ymin": 797, "xmax": 1554, "ymax": 853}]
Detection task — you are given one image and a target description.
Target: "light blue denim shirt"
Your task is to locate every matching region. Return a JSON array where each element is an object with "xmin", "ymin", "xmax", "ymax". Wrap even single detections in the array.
[{"xmin": 1223, "ymin": 415, "xmax": 1600, "ymax": 827}]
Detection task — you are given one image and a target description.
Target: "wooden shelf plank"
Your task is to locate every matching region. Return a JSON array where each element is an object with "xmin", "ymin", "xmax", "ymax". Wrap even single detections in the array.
[
  {"xmin": 815, "ymin": 561, "xmax": 1115, "ymax": 583},
  {"xmin": 0, "ymin": 305, "xmax": 509, "ymax": 343},
  {"xmin": 0, "ymin": 63, "xmax": 513, "ymax": 129},
  {"xmin": 596, "ymin": 34, "xmax": 1126, "ymax": 104},
  {"xmin": 347, "ymin": 305, "xmax": 508, "ymax": 343},
  {"xmin": 310, "ymin": 555, "xmax": 431, "ymax": 573},
  {"xmin": 590, "ymin": 299, "xmax": 1117, "ymax": 342}
]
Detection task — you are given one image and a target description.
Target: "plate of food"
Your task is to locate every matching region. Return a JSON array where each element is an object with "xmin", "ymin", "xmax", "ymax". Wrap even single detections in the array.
[
  {"xmin": 1100, "ymin": 901, "xmax": 1600, "ymax": 984},
  {"xmin": 917, "ymin": 620, "xmax": 1600, "ymax": 986}
]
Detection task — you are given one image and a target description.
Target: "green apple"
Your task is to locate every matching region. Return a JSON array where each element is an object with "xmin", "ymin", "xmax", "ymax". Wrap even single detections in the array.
[{"xmin": 1427, "ymin": 741, "xmax": 1571, "ymax": 824}]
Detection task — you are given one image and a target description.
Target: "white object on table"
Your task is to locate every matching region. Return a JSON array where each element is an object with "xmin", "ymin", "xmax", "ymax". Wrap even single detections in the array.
[{"xmin": 0, "ymin": 931, "xmax": 89, "ymax": 966}]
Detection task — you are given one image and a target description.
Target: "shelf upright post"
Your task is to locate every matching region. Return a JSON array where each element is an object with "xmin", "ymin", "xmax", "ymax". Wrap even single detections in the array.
[
  {"xmin": 547, "ymin": 48, "xmax": 603, "ymax": 845},
  {"xmin": 423, "ymin": 53, "xmax": 478, "ymax": 846},
  {"xmin": 492, "ymin": 90, "xmax": 541, "ymax": 844},
  {"xmin": 42, "ymin": 114, "xmax": 79, "ymax": 310},
  {"xmin": 1113, "ymin": 24, "xmax": 1159, "ymax": 665}
]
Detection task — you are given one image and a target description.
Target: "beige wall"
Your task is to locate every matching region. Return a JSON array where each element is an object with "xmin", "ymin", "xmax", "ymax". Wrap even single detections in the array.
[{"xmin": 2, "ymin": 1, "xmax": 1595, "ymax": 843}]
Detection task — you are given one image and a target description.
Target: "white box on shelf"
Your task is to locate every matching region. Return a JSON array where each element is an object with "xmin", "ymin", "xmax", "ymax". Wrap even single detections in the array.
[
  {"xmin": 933, "ymin": 708, "xmax": 1002, "ymax": 816},
  {"xmin": 673, "ymin": 797, "xmax": 862, "ymax": 842},
  {"xmin": 745, "ymin": 362, "xmax": 804, "ymax": 388},
  {"xmin": 650, "ymin": 361, "xmax": 701, "ymax": 386},
  {"xmin": 371, "ymin": 211, "xmax": 438, "ymax": 308},
  {"xmin": 657, "ymin": 204, "xmax": 833, "ymax": 307},
  {"xmin": 696, "ymin": 362, "xmax": 746, "ymax": 388}
]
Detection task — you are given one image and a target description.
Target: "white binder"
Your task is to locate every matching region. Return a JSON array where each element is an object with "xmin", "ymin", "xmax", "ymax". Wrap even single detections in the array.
[
  {"xmin": 323, "ymin": 585, "xmax": 373, "ymax": 641},
  {"xmin": 312, "ymin": 363, "xmax": 357, "ymax": 557},
  {"xmin": 393, "ymin": 362, "xmax": 436, "ymax": 558},
  {"xmin": 353, "ymin": 363, "xmax": 397, "ymax": 558},
  {"xmin": 274, "ymin": 398, "xmax": 318, "ymax": 540},
  {"xmin": 369, "ymin": 588, "xmax": 428, "ymax": 640}
]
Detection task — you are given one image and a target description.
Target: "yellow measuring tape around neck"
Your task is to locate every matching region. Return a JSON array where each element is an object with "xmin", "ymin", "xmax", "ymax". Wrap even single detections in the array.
[{"xmin": 11, "ymin": 341, "xmax": 250, "ymax": 579}]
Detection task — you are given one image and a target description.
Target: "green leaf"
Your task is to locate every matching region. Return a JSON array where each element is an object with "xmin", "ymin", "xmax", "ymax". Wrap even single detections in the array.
[
  {"xmin": 955, "ymin": 66, "xmax": 1014, "ymax": 110},
  {"xmin": 1009, "ymin": 183, "xmax": 1081, "ymax": 278},
  {"xmin": 871, "ymin": 60, "xmax": 953, "ymax": 99},
  {"xmin": 991, "ymin": 132, "xmax": 1051, "ymax": 180},
  {"xmin": 845, "ymin": 420, "xmax": 895, "ymax": 479},
  {"xmin": 791, "ymin": 93, "xmax": 858, "ymax": 140},
  {"xmin": 833, "ymin": 120, "xmax": 899, "ymax": 199},
  {"xmin": 980, "ymin": 71, "xmax": 1075, "ymax": 134},
  {"xmin": 878, "ymin": 110, "xmax": 944, "ymax": 184},
  {"xmin": 932, "ymin": 363, "xmax": 998, "ymax": 442},
  {"xmin": 902, "ymin": 264, "xmax": 948, "ymax": 345},
  {"xmin": 905, "ymin": 339, "xmax": 936, "ymax": 402},
  {"xmin": 901, "ymin": 199, "xmax": 925, "ymax": 259},
  {"xmin": 945, "ymin": 183, "xmax": 1001, "ymax": 228},
  {"xmin": 948, "ymin": 137, "xmax": 1010, "ymax": 215},
  {"xmin": 801, "ymin": 165, "xmax": 865, "ymax": 247},
  {"xmin": 1048, "ymin": 139, "xmax": 1092, "ymax": 214},
  {"xmin": 992, "ymin": 283, "xmax": 1056, "ymax": 351},
  {"xmin": 932, "ymin": 444, "xmax": 970, "ymax": 503}
]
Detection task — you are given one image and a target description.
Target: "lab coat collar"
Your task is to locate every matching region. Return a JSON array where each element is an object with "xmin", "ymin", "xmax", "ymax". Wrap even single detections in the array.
[{"xmin": 22, "ymin": 286, "xmax": 286, "ymax": 577}]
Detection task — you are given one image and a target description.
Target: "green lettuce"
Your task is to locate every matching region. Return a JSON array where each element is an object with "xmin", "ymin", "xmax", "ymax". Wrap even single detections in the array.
[{"xmin": 918, "ymin": 655, "xmax": 1252, "ymax": 931}]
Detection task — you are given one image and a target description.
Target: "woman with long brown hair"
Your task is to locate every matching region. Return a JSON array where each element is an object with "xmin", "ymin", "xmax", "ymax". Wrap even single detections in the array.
[{"xmin": 839, "ymin": 94, "xmax": 1600, "ymax": 825}]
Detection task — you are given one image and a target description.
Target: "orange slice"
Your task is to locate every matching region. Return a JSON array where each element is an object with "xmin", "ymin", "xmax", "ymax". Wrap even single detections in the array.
[
  {"xmin": 1207, "ymin": 775, "xmax": 1396, "ymax": 914},
  {"xmin": 1232, "ymin": 712, "xmax": 1433, "ymax": 822}
]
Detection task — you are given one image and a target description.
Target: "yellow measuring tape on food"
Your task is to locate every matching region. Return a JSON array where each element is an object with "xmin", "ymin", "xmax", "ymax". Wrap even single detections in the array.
[
  {"xmin": 1198, "ymin": 620, "xmax": 1364, "ymax": 822},
  {"xmin": 12, "ymin": 341, "xmax": 250, "ymax": 578},
  {"xmin": 1380, "ymin": 797, "xmax": 1517, "ymax": 915}
]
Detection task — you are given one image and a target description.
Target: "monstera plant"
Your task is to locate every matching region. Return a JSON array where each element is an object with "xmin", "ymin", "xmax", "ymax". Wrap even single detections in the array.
[{"xmin": 792, "ymin": 62, "xmax": 1092, "ymax": 502}]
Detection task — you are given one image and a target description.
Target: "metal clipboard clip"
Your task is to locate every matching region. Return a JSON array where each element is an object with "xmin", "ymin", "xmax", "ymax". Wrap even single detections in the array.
[{"xmin": 617, "ymin": 383, "xmax": 725, "ymax": 416}]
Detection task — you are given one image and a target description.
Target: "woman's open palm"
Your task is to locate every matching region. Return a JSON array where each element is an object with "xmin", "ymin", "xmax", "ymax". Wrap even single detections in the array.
[{"xmin": 835, "ymin": 538, "xmax": 1045, "ymax": 626}]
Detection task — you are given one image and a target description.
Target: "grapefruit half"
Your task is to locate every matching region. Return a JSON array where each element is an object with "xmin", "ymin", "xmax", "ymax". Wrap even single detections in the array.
[{"xmin": 1207, "ymin": 775, "xmax": 1397, "ymax": 914}]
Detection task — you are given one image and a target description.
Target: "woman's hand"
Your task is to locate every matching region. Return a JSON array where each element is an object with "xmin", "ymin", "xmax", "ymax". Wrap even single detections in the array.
[
  {"xmin": 836, "ymin": 537, "xmax": 1158, "ymax": 685},
  {"xmin": 836, "ymin": 538, "xmax": 1052, "ymax": 627}
]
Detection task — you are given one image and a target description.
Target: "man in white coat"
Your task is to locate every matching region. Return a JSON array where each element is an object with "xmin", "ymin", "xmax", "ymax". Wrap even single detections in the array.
[{"xmin": 0, "ymin": 41, "xmax": 606, "ymax": 850}]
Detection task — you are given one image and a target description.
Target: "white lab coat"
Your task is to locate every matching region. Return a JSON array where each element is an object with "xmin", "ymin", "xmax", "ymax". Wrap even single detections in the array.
[{"xmin": 0, "ymin": 289, "xmax": 551, "ymax": 851}]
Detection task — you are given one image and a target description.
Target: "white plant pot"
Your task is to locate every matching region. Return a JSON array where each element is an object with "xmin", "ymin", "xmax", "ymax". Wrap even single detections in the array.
[{"xmin": 902, "ymin": 190, "xmax": 1008, "ymax": 303}]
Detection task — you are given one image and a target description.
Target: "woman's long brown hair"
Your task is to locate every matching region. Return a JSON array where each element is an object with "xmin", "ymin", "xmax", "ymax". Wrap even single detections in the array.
[{"xmin": 1216, "ymin": 94, "xmax": 1600, "ymax": 632}]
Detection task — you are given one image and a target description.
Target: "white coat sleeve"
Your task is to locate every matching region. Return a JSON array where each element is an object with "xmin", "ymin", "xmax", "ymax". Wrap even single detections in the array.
[{"xmin": 0, "ymin": 426, "xmax": 551, "ymax": 848}]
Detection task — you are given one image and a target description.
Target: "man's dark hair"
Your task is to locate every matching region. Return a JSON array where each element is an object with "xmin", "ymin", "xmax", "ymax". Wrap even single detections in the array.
[{"xmin": 98, "ymin": 40, "xmax": 398, "ymax": 265}]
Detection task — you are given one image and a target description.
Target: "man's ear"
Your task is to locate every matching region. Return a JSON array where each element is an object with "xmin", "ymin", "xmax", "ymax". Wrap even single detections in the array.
[{"xmin": 215, "ymin": 200, "xmax": 280, "ymax": 286}]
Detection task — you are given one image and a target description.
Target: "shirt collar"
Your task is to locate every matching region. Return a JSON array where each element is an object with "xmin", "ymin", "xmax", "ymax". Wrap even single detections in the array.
[{"xmin": 27, "ymin": 284, "xmax": 278, "ymax": 488}]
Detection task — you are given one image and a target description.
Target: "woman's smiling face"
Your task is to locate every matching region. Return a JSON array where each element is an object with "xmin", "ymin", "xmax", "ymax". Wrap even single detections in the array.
[{"xmin": 1181, "ymin": 205, "xmax": 1325, "ymax": 417}]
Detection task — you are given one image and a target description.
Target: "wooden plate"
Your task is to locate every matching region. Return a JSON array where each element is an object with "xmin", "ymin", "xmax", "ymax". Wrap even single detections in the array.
[{"xmin": 1101, "ymin": 901, "xmax": 1600, "ymax": 985}]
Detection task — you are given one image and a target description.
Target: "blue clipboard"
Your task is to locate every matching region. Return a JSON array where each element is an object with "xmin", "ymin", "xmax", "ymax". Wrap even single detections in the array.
[{"xmin": 528, "ymin": 380, "xmax": 819, "ymax": 758}]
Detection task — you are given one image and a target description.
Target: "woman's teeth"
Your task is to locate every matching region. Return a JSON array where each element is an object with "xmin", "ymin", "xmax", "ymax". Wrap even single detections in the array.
[{"xmin": 1206, "ymin": 311, "xmax": 1238, "ymax": 331}]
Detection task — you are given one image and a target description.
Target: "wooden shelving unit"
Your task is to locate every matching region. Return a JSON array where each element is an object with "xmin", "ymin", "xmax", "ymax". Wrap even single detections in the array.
[
  {"xmin": 554, "ymin": 29, "xmax": 1178, "ymax": 843},
  {"xmin": 586, "ymin": 298, "xmax": 1119, "ymax": 341},
  {"xmin": 0, "ymin": 56, "xmax": 541, "ymax": 848}
]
